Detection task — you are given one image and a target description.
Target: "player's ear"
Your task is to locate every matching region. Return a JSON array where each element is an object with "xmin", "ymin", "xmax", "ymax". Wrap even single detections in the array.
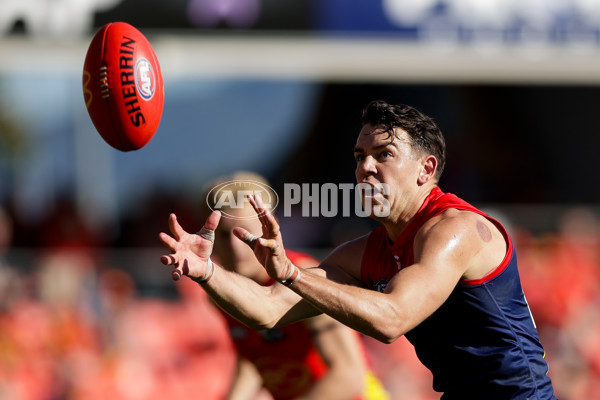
[{"xmin": 417, "ymin": 155, "xmax": 437, "ymax": 185}]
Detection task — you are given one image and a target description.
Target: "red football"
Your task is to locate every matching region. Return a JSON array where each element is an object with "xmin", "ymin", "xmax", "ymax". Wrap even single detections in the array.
[{"xmin": 83, "ymin": 22, "xmax": 164, "ymax": 151}]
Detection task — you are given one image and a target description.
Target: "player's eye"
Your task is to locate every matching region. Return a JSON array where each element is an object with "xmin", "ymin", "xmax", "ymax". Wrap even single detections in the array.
[{"xmin": 354, "ymin": 153, "xmax": 365, "ymax": 162}]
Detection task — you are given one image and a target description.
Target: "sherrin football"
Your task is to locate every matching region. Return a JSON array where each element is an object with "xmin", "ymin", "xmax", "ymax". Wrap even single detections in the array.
[{"xmin": 83, "ymin": 22, "xmax": 164, "ymax": 151}]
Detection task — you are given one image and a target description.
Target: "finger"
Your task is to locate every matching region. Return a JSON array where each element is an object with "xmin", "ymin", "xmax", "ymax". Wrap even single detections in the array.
[
  {"xmin": 168, "ymin": 213, "xmax": 186, "ymax": 240},
  {"xmin": 172, "ymin": 269, "xmax": 181, "ymax": 281},
  {"xmin": 254, "ymin": 192, "xmax": 269, "ymax": 218},
  {"xmin": 161, "ymin": 255, "xmax": 183, "ymax": 280},
  {"xmin": 250, "ymin": 194, "xmax": 271, "ymax": 231},
  {"xmin": 263, "ymin": 212, "xmax": 280, "ymax": 237},
  {"xmin": 246, "ymin": 195, "xmax": 268, "ymax": 233},
  {"xmin": 254, "ymin": 191, "xmax": 266, "ymax": 209},
  {"xmin": 172, "ymin": 260, "xmax": 189, "ymax": 281},
  {"xmin": 233, "ymin": 227, "xmax": 259, "ymax": 249},
  {"xmin": 160, "ymin": 254, "xmax": 178, "ymax": 266},
  {"xmin": 246, "ymin": 195, "xmax": 261, "ymax": 217},
  {"xmin": 254, "ymin": 194, "xmax": 280, "ymax": 237},
  {"xmin": 159, "ymin": 232, "xmax": 178, "ymax": 251},
  {"xmin": 257, "ymin": 237, "xmax": 283, "ymax": 256}
]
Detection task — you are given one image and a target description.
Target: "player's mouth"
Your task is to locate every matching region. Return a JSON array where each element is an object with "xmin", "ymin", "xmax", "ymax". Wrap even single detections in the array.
[{"xmin": 358, "ymin": 182, "xmax": 387, "ymax": 203}]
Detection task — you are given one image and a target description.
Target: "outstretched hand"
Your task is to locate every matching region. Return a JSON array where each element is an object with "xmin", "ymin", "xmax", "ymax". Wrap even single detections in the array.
[
  {"xmin": 159, "ymin": 211, "xmax": 221, "ymax": 281},
  {"xmin": 232, "ymin": 194, "xmax": 294, "ymax": 282}
]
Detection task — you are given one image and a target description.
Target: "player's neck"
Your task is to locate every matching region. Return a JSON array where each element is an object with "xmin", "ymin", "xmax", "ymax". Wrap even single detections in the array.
[{"xmin": 383, "ymin": 185, "xmax": 436, "ymax": 242}]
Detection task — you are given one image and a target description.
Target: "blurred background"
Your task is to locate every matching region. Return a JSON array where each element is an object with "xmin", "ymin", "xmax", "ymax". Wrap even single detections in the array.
[{"xmin": 1, "ymin": 0, "xmax": 600, "ymax": 399}]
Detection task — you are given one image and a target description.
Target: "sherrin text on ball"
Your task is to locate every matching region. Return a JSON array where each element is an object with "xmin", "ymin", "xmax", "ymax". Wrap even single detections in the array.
[{"xmin": 83, "ymin": 22, "xmax": 164, "ymax": 151}]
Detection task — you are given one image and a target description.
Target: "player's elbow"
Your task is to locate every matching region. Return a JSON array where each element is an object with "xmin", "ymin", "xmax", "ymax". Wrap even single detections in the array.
[
  {"xmin": 244, "ymin": 317, "xmax": 279, "ymax": 331},
  {"xmin": 372, "ymin": 329, "xmax": 403, "ymax": 344},
  {"xmin": 362, "ymin": 322, "xmax": 403, "ymax": 343},
  {"xmin": 370, "ymin": 314, "xmax": 411, "ymax": 343},
  {"xmin": 233, "ymin": 312, "xmax": 280, "ymax": 331}
]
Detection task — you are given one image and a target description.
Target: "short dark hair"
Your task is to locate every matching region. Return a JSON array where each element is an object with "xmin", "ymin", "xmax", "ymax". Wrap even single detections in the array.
[{"xmin": 361, "ymin": 100, "xmax": 446, "ymax": 180}]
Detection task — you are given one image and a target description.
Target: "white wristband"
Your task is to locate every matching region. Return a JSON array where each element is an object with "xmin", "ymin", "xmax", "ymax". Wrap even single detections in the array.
[
  {"xmin": 279, "ymin": 264, "xmax": 301, "ymax": 287},
  {"xmin": 197, "ymin": 258, "xmax": 215, "ymax": 284}
]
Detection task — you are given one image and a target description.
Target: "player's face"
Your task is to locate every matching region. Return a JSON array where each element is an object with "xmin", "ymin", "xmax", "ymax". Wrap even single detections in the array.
[
  {"xmin": 354, "ymin": 124, "xmax": 425, "ymax": 222},
  {"xmin": 213, "ymin": 204, "xmax": 269, "ymax": 283}
]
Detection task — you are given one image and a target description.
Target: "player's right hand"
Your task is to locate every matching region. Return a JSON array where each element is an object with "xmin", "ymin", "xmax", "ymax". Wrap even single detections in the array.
[
  {"xmin": 233, "ymin": 194, "xmax": 294, "ymax": 283},
  {"xmin": 159, "ymin": 211, "xmax": 221, "ymax": 281}
]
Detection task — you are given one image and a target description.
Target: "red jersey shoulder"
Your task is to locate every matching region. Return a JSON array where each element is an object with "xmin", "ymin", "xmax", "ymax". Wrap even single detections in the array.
[{"xmin": 287, "ymin": 249, "xmax": 319, "ymax": 267}]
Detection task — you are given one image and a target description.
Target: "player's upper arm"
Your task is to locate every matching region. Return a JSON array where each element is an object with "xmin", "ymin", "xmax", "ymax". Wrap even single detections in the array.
[{"xmin": 383, "ymin": 211, "xmax": 488, "ymax": 335}]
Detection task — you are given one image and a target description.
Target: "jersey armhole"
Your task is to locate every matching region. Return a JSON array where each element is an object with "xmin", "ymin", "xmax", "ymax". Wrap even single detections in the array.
[
  {"xmin": 459, "ymin": 217, "xmax": 513, "ymax": 286},
  {"xmin": 360, "ymin": 228, "xmax": 382, "ymax": 285}
]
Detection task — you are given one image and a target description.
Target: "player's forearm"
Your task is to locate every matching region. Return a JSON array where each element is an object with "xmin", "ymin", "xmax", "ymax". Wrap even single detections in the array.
[
  {"xmin": 289, "ymin": 269, "xmax": 408, "ymax": 343},
  {"xmin": 198, "ymin": 262, "xmax": 303, "ymax": 330}
]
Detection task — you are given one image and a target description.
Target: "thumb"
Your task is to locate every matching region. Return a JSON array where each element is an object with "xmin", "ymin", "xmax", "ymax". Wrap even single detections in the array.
[{"xmin": 204, "ymin": 210, "xmax": 222, "ymax": 231}]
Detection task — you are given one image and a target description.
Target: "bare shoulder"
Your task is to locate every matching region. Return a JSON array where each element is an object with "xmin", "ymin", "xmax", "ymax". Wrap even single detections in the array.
[
  {"xmin": 320, "ymin": 233, "xmax": 371, "ymax": 285},
  {"xmin": 416, "ymin": 209, "xmax": 507, "ymax": 280},
  {"xmin": 420, "ymin": 208, "xmax": 499, "ymax": 237}
]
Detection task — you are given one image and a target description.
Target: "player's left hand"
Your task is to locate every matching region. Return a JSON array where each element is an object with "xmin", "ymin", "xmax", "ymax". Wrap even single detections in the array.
[
  {"xmin": 233, "ymin": 194, "xmax": 294, "ymax": 283},
  {"xmin": 159, "ymin": 211, "xmax": 221, "ymax": 281}
]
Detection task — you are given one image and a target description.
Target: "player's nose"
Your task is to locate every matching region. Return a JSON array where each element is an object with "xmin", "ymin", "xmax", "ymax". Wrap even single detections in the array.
[{"xmin": 356, "ymin": 155, "xmax": 377, "ymax": 178}]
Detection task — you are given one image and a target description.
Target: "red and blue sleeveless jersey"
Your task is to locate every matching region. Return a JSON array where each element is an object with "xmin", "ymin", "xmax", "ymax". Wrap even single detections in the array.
[{"xmin": 360, "ymin": 187, "xmax": 556, "ymax": 399}]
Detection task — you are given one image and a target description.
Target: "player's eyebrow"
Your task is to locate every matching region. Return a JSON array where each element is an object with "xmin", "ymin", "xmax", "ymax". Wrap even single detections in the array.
[{"xmin": 354, "ymin": 141, "xmax": 400, "ymax": 154}]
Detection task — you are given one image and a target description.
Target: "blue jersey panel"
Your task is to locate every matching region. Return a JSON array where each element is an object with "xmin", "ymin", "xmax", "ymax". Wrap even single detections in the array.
[{"xmin": 405, "ymin": 252, "xmax": 555, "ymax": 399}]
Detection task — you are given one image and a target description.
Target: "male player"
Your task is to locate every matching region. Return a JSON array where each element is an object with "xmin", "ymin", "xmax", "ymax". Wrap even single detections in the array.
[{"xmin": 160, "ymin": 101, "xmax": 557, "ymax": 399}]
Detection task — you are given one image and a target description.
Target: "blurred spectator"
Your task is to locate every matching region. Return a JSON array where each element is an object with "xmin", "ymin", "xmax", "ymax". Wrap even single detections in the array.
[
  {"xmin": 0, "ymin": 206, "xmax": 27, "ymax": 311},
  {"xmin": 35, "ymin": 195, "xmax": 104, "ymax": 249},
  {"xmin": 0, "ymin": 200, "xmax": 236, "ymax": 400},
  {"xmin": 518, "ymin": 206, "xmax": 600, "ymax": 400},
  {"xmin": 0, "ymin": 206, "xmax": 12, "ymax": 255}
]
